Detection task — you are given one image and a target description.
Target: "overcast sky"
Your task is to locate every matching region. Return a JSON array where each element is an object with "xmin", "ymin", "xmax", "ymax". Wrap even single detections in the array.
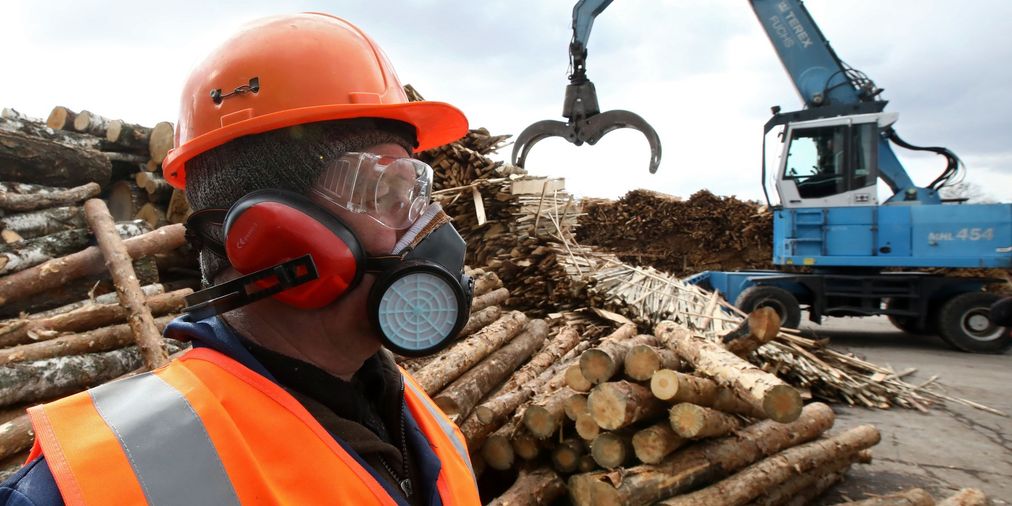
[{"xmin": 3, "ymin": 1, "xmax": 1011, "ymax": 203}]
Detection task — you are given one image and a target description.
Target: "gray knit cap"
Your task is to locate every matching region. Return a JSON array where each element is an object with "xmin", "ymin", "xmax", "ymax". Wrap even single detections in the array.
[{"xmin": 185, "ymin": 118, "xmax": 417, "ymax": 284}]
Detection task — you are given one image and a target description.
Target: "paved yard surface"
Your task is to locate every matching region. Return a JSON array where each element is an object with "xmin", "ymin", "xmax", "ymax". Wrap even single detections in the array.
[{"xmin": 800, "ymin": 316, "xmax": 1011, "ymax": 504}]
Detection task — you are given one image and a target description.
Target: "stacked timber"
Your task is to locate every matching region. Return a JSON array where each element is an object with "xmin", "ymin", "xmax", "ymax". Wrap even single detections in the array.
[
  {"xmin": 0, "ymin": 106, "xmax": 201, "ymax": 479},
  {"xmin": 2, "ymin": 107, "xmax": 191, "ymax": 228}
]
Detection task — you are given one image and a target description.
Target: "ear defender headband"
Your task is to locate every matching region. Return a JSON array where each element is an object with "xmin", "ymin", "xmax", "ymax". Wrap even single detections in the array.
[{"xmin": 183, "ymin": 189, "xmax": 473, "ymax": 356}]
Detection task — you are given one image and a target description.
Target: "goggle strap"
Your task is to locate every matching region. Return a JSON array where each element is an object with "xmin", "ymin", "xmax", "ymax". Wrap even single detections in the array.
[{"xmin": 182, "ymin": 255, "xmax": 319, "ymax": 319}]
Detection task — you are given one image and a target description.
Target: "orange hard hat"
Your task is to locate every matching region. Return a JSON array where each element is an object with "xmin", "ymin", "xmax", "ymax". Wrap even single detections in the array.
[{"xmin": 162, "ymin": 12, "xmax": 468, "ymax": 189}]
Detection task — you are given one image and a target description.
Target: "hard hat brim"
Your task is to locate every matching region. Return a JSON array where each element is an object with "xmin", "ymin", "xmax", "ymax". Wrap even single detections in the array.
[{"xmin": 163, "ymin": 101, "xmax": 468, "ymax": 189}]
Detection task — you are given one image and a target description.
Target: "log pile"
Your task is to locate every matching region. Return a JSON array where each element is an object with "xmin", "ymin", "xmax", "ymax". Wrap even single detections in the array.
[
  {"xmin": 0, "ymin": 93, "xmax": 997, "ymax": 503},
  {"xmin": 0, "ymin": 106, "xmax": 200, "ymax": 479},
  {"xmin": 577, "ymin": 189, "xmax": 774, "ymax": 277}
]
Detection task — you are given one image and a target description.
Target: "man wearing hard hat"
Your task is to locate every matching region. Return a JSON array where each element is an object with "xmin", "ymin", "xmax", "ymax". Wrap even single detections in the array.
[{"xmin": 2, "ymin": 13, "xmax": 481, "ymax": 505}]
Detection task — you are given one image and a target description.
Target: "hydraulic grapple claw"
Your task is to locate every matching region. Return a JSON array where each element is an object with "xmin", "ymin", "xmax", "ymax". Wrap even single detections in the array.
[
  {"xmin": 511, "ymin": 119, "xmax": 575, "ymax": 169},
  {"xmin": 581, "ymin": 109, "xmax": 663, "ymax": 174}
]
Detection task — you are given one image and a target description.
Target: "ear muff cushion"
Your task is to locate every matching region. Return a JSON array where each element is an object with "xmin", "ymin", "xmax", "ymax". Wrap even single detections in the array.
[{"xmin": 224, "ymin": 189, "xmax": 365, "ymax": 309}]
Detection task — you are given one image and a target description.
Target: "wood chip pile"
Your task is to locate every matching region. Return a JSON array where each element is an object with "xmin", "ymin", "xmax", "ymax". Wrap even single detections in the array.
[
  {"xmin": 577, "ymin": 189, "xmax": 773, "ymax": 277},
  {"xmin": 0, "ymin": 106, "xmax": 198, "ymax": 479}
]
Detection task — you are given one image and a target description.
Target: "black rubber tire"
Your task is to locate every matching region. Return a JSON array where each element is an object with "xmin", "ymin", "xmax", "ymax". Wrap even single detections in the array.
[
  {"xmin": 936, "ymin": 292, "xmax": 1011, "ymax": 353},
  {"xmin": 735, "ymin": 286, "xmax": 802, "ymax": 329},
  {"xmin": 885, "ymin": 298, "xmax": 936, "ymax": 336}
]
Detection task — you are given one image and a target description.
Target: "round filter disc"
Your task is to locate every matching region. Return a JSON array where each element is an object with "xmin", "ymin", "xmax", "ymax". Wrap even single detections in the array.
[{"xmin": 377, "ymin": 271, "xmax": 460, "ymax": 353}]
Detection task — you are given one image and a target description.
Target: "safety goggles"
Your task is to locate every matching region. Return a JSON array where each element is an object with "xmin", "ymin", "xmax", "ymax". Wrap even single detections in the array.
[{"xmin": 310, "ymin": 152, "xmax": 433, "ymax": 230}]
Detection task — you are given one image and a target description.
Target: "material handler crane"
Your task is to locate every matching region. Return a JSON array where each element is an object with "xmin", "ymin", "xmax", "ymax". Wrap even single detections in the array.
[{"xmin": 512, "ymin": 0, "xmax": 1012, "ymax": 352}]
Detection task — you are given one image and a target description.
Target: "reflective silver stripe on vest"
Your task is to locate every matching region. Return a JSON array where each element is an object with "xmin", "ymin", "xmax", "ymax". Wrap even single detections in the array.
[
  {"xmin": 90, "ymin": 372, "xmax": 241, "ymax": 506},
  {"xmin": 402, "ymin": 377, "xmax": 476, "ymax": 479}
]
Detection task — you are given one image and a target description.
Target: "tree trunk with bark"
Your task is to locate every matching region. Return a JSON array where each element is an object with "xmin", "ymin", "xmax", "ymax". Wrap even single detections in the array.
[
  {"xmin": 668, "ymin": 403, "xmax": 744, "ymax": 439},
  {"xmin": 655, "ymin": 321, "xmax": 802, "ymax": 423},
  {"xmin": 0, "ymin": 316, "xmax": 175, "ymax": 365},
  {"xmin": 587, "ymin": 380, "xmax": 665, "ymax": 431},
  {"xmin": 473, "ymin": 270, "xmax": 504, "ymax": 298},
  {"xmin": 470, "ymin": 287, "xmax": 509, "ymax": 313},
  {"xmin": 487, "ymin": 466, "xmax": 566, "ymax": 506},
  {"xmin": 749, "ymin": 451, "xmax": 867, "ymax": 506},
  {"xmin": 632, "ymin": 421, "xmax": 687, "ymax": 464},
  {"xmin": 624, "ymin": 344, "xmax": 684, "ymax": 381},
  {"xmin": 434, "ymin": 319, "xmax": 548, "ymax": 420},
  {"xmin": 0, "ymin": 257, "xmax": 159, "ymax": 318},
  {"xmin": 459, "ymin": 305, "xmax": 502, "ymax": 338},
  {"xmin": 0, "ymin": 182, "xmax": 101, "ymax": 213},
  {"xmin": 567, "ymin": 402, "xmax": 835, "ymax": 506},
  {"xmin": 578, "ymin": 323, "xmax": 642, "ymax": 384},
  {"xmin": 0, "ymin": 206, "xmax": 85, "ymax": 241},
  {"xmin": 0, "ymin": 415, "xmax": 33, "ymax": 463},
  {"xmin": 105, "ymin": 120, "xmax": 152, "ymax": 152},
  {"xmin": 0, "ymin": 221, "xmax": 150, "ymax": 276},
  {"xmin": 0, "ymin": 289, "xmax": 188, "ymax": 347},
  {"xmin": 85, "ymin": 199, "xmax": 168, "ymax": 369},
  {"xmin": 656, "ymin": 425, "xmax": 881, "ymax": 506},
  {"xmin": 0, "ymin": 340, "xmax": 185, "ymax": 407},
  {"xmin": 413, "ymin": 311, "xmax": 528, "ymax": 394},
  {"xmin": 0, "ymin": 130, "xmax": 112, "ymax": 188},
  {"xmin": 0, "ymin": 224, "xmax": 185, "ymax": 309}
]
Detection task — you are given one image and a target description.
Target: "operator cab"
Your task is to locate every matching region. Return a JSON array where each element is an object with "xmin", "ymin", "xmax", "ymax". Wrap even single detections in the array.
[{"xmin": 774, "ymin": 112, "xmax": 896, "ymax": 209}]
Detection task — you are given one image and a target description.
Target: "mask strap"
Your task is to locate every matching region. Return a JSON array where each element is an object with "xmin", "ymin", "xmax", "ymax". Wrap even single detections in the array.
[{"xmin": 390, "ymin": 203, "xmax": 451, "ymax": 254}]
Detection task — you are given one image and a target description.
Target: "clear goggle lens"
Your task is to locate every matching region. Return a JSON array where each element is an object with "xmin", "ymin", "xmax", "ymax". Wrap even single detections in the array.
[{"xmin": 311, "ymin": 152, "xmax": 433, "ymax": 230}]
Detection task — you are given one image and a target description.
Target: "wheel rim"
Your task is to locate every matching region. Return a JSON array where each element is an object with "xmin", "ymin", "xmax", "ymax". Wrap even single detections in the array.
[{"xmin": 960, "ymin": 308, "xmax": 1002, "ymax": 342}]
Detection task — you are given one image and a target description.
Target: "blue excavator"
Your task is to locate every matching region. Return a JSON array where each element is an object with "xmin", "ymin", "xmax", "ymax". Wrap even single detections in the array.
[{"xmin": 512, "ymin": 0, "xmax": 1012, "ymax": 353}]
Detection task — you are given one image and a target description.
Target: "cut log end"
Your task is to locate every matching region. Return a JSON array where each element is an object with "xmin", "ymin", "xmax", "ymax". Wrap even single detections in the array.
[
  {"xmin": 590, "ymin": 432, "xmax": 632, "ymax": 469},
  {"xmin": 575, "ymin": 413, "xmax": 600, "ymax": 441},
  {"xmin": 565, "ymin": 364, "xmax": 592, "ymax": 392},
  {"xmin": 668, "ymin": 403, "xmax": 742, "ymax": 439},
  {"xmin": 523, "ymin": 405, "xmax": 560, "ymax": 440},
  {"xmin": 762, "ymin": 384, "xmax": 804, "ymax": 423},
  {"xmin": 481, "ymin": 435, "xmax": 514, "ymax": 471}
]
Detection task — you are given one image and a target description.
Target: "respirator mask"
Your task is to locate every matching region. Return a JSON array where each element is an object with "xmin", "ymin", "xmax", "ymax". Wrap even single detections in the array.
[{"xmin": 183, "ymin": 152, "xmax": 473, "ymax": 356}]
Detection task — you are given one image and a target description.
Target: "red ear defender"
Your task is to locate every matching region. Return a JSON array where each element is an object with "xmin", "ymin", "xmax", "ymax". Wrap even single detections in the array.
[{"xmin": 223, "ymin": 190, "xmax": 365, "ymax": 309}]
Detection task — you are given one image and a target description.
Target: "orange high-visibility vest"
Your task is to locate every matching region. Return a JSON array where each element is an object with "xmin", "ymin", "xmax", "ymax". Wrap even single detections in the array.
[{"xmin": 27, "ymin": 347, "xmax": 480, "ymax": 506}]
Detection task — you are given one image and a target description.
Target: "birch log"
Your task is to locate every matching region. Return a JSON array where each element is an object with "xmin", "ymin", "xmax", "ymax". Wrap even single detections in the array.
[
  {"xmin": 0, "ymin": 224, "xmax": 186, "ymax": 307},
  {"xmin": 0, "ymin": 182, "xmax": 101, "ymax": 212},
  {"xmin": 0, "ymin": 129, "xmax": 112, "ymax": 187}
]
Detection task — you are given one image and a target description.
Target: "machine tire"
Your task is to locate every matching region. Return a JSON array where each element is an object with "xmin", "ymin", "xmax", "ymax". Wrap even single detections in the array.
[
  {"xmin": 936, "ymin": 292, "xmax": 1010, "ymax": 353},
  {"xmin": 735, "ymin": 286, "xmax": 802, "ymax": 329},
  {"xmin": 884, "ymin": 298, "xmax": 935, "ymax": 336}
]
